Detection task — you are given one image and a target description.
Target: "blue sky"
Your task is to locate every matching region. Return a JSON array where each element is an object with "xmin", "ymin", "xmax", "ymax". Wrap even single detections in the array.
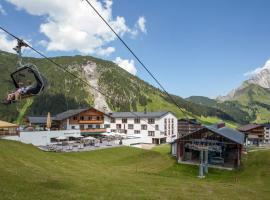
[{"xmin": 1, "ymin": 0, "xmax": 270, "ymax": 98}]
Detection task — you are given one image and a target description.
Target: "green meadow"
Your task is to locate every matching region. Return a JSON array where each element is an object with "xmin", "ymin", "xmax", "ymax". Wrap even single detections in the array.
[{"xmin": 0, "ymin": 140, "xmax": 269, "ymax": 200}]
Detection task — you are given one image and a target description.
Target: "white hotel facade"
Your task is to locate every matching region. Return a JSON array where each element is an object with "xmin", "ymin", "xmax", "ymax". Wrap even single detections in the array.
[{"xmin": 104, "ymin": 111, "xmax": 177, "ymax": 144}]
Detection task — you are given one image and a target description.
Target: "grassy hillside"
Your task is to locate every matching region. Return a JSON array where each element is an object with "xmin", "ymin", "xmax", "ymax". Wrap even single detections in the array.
[
  {"xmin": 0, "ymin": 140, "xmax": 270, "ymax": 199},
  {"xmin": 229, "ymin": 84, "xmax": 270, "ymax": 123},
  {"xmin": 0, "ymin": 50, "xmax": 240, "ymax": 125},
  {"xmin": 186, "ymin": 95, "xmax": 257, "ymax": 124},
  {"xmin": 186, "ymin": 96, "xmax": 218, "ymax": 107}
]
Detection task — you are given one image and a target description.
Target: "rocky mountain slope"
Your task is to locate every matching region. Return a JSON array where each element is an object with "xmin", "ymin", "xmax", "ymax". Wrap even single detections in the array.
[{"xmin": 0, "ymin": 50, "xmax": 239, "ymax": 125}]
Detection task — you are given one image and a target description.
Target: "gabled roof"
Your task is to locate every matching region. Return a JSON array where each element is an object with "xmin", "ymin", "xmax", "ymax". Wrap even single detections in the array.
[
  {"xmin": 55, "ymin": 108, "xmax": 89, "ymax": 121},
  {"xmin": 27, "ymin": 116, "xmax": 55, "ymax": 124},
  {"xmin": 175, "ymin": 125, "xmax": 245, "ymax": 145},
  {"xmin": 206, "ymin": 126, "xmax": 245, "ymax": 145},
  {"xmin": 110, "ymin": 111, "xmax": 173, "ymax": 119},
  {"xmin": 237, "ymin": 124, "xmax": 263, "ymax": 132},
  {"xmin": 27, "ymin": 108, "xmax": 90, "ymax": 123}
]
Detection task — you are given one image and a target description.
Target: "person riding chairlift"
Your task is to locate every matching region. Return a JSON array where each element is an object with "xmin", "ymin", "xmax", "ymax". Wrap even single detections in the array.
[{"xmin": 3, "ymin": 82, "xmax": 32, "ymax": 104}]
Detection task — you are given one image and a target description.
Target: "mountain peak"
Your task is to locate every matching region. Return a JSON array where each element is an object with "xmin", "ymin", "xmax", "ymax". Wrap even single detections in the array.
[
  {"xmin": 244, "ymin": 59, "xmax": 270, "ymax": 88},
  {"xmin": 217, "ymin": 59, "xmax": 270, "ymax": 101}
]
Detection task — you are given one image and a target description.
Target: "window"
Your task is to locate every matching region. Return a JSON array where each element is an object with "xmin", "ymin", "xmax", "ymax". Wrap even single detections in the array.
[
  {"xmin": 134, "ymin": 118, "xmax": 140, "ymax": 124},
  {"xmin": 80, "ymin": 125, "xmax": 84, "ymax": 130},
  {"xmin": 134, "ymin": 130, "xmax": 140, "ymax": 134},
  {"xmin": 148, "ymin": 118, "xmax": 155, "ymax": 124},
  {"xmin": 104, "ymin": 124, "xmax": 110, "ymax": 128},
  {"xmin": 141, "ymin": 124, "xmax": 147, "ymax": 130},
  {"xmin": 71, "ymin": 126, "xmax": 75, "ymax": 129},
  {"xmin": 73, "ymin": 116, "xmax": 78, "ymax": 120},
  {"xmin": 88, "ymin": 124, "xmax": 93, "ymax": 129},
  {"xmin": 116, "ymin": 124, "xmax": 121, "ymax": 129},
  {"xmin": 88, "ymin": 116, "xmax": 92, "ymax": 120},
  {"xmin": 111, "ymin": 129, "xmax": 116, "ymax": 133},
  {"xmin": 92, "ymin": 116, "xmax": 97, "ymax": 120},
  {"xmin": 111, "ymin": 118, "xmax": 115, "ymax": 123},
  {"xmin": 128, "ymin": 124, "xmax": 134, "ymax": 129},
  {"xmin": 80, "ymin": 116, "xmax": 84, "ymax": 121},
  {"xmin": 155, "ymin": 125, "xmax": 159, "ymax": 130},
  {"xmin": 96, "ymin": 124, "xmax": 100, "ymax": 129},
  {"xmin": 122, "ymin": 118, "xmax": 127, "ymax": 123},
  {"xmin": 97, "ymin": 116, "xmax": 100, "ymax": 120},
  {"xmin": 148, "ymin": 131, "xmax": 155, "ymax": 136}
]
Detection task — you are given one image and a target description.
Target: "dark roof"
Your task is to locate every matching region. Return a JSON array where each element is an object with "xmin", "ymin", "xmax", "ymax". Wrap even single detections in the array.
[
  {"xmin": 110, "ymin": 111, "xmax": 173, "ymax": 118},
  {"xmin": 27, "ymin": 108, "xmax": 89, "ymax": 123},
  {"xmin": 174, "ymin": 125, "xmax": 245, "ymax": 145},
  {"xmin": 28, "ymin": 116, "xmax": 56, "ymax": 124},
  {"xmin": 206, "ymin": 126, "xmax": 245, "ymax": 145},
  {"xmin": 55, "ymin": 108, "xmax": 89, "ymax": 121},
  {"xmin": 237, "ymin": 124, "xmax": 263, "ymax": 132},
  {"xmin": 263, "ymin": 123, "xmax": 270, "ymax": 128}
]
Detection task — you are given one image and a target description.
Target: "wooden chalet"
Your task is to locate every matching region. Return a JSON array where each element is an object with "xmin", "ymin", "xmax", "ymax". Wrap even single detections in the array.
[
  {"xmin": 26, "ymin": 108, "xmax": 107, "ymax": 135},
  {"xmin": 172, "ymin": 123, "xmax": 245, "ymax": 169},
  {"xmin": 237, "ymin": 124, "xmax": 264, "ymax": 145}
]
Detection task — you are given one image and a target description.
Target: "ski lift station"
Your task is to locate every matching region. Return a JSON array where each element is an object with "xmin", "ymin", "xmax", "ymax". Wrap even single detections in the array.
[{"xmin": 171, "ymin": 122, "xmax": 245, "ymax": 170}]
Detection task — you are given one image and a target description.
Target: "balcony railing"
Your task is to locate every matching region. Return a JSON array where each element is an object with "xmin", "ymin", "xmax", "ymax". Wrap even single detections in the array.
[
  {"xmin": 78, "ymin": 120, "xmax": 103, "ymax": 124},
  {"xmin": 80, "ymin": 128, "xmax": 106, "ymax": 133}
]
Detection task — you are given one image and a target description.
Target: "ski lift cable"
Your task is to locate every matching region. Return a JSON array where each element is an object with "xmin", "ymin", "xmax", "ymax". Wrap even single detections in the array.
[
  {"xmin": 0, "ymin": 26, "xmax": 160, "ymax": 130},
  {"xmin": 82, "ymin": 0, "xmax": 190, "ymax": 118}
]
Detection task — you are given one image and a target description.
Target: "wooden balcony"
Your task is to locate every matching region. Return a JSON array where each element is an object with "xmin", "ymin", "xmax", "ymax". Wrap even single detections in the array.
[
  {"xmin": 78, "ymin": 120, "xmax": 103, "ymax": 124},
  {"xmin": 80, "ymin": 128, "xmax": 106, "ymax": 133}
]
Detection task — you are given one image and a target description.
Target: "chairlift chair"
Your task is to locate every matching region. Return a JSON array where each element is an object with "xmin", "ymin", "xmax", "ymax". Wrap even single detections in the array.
[
  {"xmin": 2, "ymin": 39, "xmax": 48, "ymax": 105},
  {"xmin": 10, "ymin": 64, "xmax": 47, "ymax": 96}
]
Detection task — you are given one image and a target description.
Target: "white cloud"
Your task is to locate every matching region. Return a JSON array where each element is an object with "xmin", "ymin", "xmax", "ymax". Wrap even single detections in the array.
[
  {"xmin": 136, "ymin": 16, "xmax": 147, "ymax": 34},
  {"xmin": 0, "ymin": 4, "xmax": 6, "ymax": 15},
  {"xmin": 244, "ymin": 59, "xmax": 270, "ymax": 76},
  {"xmin": 114, "ymin": 57, "xmax": 137, "ymax": 75},
  {"xmin": 96, "ymin": 46, "xmax": 115, "ymax": 56},
  {"xmin": 0, "ymin": 31, "xmax": 17, "ymax": 53},
  {"xmin": 6, "ymin": 0, "xmax": 146, "ymax": 56}
]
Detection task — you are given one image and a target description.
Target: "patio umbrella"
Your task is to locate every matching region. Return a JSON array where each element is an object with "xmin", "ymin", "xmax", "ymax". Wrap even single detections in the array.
[
  {"xmin": 117, "ymin": 133, "xmax": 126, "ymax": 137},
  {"xmin": 101, "ymin": 132, "xmax": 115, "ymax": 137},
  {"xmin": 69, "ymin": 134, "xmax": 83, "ymax": 139},
  {"xmin": 83, "ymin": 136, "xmax": 96, "ymax": 140},
  {"xmin": 46, "ymin": 112, "xmax": 52, "ymax": 130},
  {"xmin": 56, "ymin": 136, "xmax": 67, "ymax": 140}
]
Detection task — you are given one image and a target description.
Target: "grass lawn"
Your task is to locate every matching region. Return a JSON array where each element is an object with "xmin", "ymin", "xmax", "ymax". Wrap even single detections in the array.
[{"xmin": 0, "ymin": 140, "xmax": 270, "ymax": 200}]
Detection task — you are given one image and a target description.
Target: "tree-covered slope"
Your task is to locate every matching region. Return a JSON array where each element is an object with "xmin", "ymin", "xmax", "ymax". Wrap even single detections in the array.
[
  {"xmin": 186, "ymin": 96, "xmax": 218, "ymax": 107},
  {"xmin": 0, "ymin": 50, "xmax": 239, "ymax": 125},
  {"xmin": 228, "ymin": 83, "xmax": 270, "ymax": 123},
  {"xmin": 187, "ymin": 84, "xmax": 270, "ymax": 124}
]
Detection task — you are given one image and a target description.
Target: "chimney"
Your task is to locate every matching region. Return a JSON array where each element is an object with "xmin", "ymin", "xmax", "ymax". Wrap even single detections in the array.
[{"xmin": 217, "ymin": 122, "xmax": 225, "ymax": 129}]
